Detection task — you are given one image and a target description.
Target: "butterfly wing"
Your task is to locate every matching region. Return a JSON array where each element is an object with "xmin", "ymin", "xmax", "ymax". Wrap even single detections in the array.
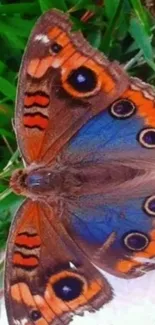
[
  {"xmin": 15, "ymin": 9, "xmax": 129, "ymax": 165},
  {"xmin": 59, "ymin": 77, "xmax": 155, "ymax": 278},
  {"xmin": 5, "ymin": 199, "xmax": 112, "ymax": 325}
]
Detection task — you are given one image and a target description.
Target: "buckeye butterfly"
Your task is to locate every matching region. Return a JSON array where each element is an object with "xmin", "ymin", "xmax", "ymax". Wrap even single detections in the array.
[{"xmin": 4, "ymin": 9, "xmax": 155, "ymax": 325}]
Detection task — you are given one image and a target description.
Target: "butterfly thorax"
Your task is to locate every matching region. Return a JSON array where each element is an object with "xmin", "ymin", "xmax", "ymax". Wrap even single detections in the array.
[{"xmin": 10, "ymin": 166, "xmax": 82, "ymax": 198}]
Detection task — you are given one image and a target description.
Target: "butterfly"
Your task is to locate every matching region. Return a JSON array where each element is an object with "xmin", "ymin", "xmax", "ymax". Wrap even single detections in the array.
[{"xmin": 4, "ymin": 9, "xmax": 155, "ymax": 325}]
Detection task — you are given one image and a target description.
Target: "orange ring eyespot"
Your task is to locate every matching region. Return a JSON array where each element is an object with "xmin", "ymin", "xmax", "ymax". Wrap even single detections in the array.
[
  {"xmin": 67, "ymin": 67, "xmax": 97, "ymax": 92},
  {"xmin": 46, "ymin": 271, "xmax": 87, "ymax": 302},
  {"xmin": 61, "ymin": 65, "xmax": 101, "ymax": 98},
  {"xmin": 53, "ymin": 275, "xmax": 84, "ymax": 301}
]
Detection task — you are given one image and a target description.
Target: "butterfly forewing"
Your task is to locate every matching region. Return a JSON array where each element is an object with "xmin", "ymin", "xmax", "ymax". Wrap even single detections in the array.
[{"xmin": 15, "ymin": 9, "xmax": 129, "ymax": 165}]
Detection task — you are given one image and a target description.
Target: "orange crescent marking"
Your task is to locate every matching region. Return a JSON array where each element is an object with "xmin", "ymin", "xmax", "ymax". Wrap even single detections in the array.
[
  {"xmin": 24, "ymin": 95, "xmax": 49, "ymax": 107},
  {"xmin": 23, "ymin": 114, "xmax": 48, "ymax": 130},
  {"xmin": 15, "ymin": 234, "xmax": 41, "ymax": 248},
  {"xmin": 13, "ymin": 252, "xmax": 39, "ymax": 267}
]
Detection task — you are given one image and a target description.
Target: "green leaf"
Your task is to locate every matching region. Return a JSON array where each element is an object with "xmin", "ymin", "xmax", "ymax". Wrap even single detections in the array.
[
  {"xmin": 130, "ymin": 0, "xmax": 151, "ymax": 33},
  {"xmin": 100, "ymin": 0, "xmax": 125, "ymax": 53},
  {"xmin": 38, "ymin": 0, "xmax": 68, "ymax": 12},
  {"xmin": 87, "ymin": 29, "xmax": 102, "ymax": 48},
  {"xmin": 145, "ymin": 59, "xmax": 155, "ymax": 71},
  {"xmin": 104, "ymin": 0, "xmax": 121, "ymax": 19},
  {"xmin": 4, "ymin": 17, "xmax": 36, "ymax": 37},
  {"xmin": 0, "ymin": 77, "xmax": 16, "ymax": 100},
  {"xmin": 0, "ymin": 3, "xmax": 40, "ymax": 15},
  {"xmin": 0, "ymin": 188, "xmax": 12, "ymax": 202},
  {"xmin": 0, "ymin": 193, "xmax": 23, "ymax": 248},
  {"xmin": 125, "ymin": 40, "xmax": 139, "ymax": 53},
  {"xmin": 0, "ymin": 61, "xmax": 7, "ymax": 75},
  {"xmin": 0, "ymin": 20, "xmax": 26, "ymax": 49},
  {"xmin": 68, "ymin": 0, "xmax": 94, "ymax": 12},
  {"xmin": 129, "ymin": 17, "xmax": 153, "ymax": 61},
  {"xmin": 0, "ymin": 128, "xmax": 14, "ymax": 139}
]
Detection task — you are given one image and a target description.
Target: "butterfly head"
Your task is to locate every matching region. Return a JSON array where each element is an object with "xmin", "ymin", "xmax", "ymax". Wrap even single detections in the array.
[
  {"xmin": 10, "ymin": 169, "xmax": 28, "ymax": 196},
  {"xmin": 9, "ymin": 168, "xmax": 48, "ymax": 197}
]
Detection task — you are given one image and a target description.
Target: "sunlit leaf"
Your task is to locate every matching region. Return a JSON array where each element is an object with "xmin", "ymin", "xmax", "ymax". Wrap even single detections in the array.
[{"xmin": 129, "ymin": 17, "xmax": 153, "ymax": 61}]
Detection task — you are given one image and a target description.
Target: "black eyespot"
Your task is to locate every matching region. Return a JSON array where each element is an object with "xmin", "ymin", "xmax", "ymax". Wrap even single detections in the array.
[
  {"xmin": 53, "ymin": 276, "xmax": 84, "ymax": 301},
  {"xmin": 50, "ymin": 42, "xmax": 62, "ymax": 54},
  {"xmin": 144, "ymin": 196, "xmax": 155, "ymax": 216},
  {"xmin": 138, "ymin": 128, "xmax": 155, "ymax": 148},
  {"xmin": 110, "ymin": 99, "xmax": 136, "ymax": 119},
  {"xmin": 30, "ymin": 310, "xmax": 42, "ymax": 321},
  {"xmin": 123, "ymin": 231, "xmax": 149, "ymax": 251},
  {"xmin": 67, "ymin": 66, "xmax": 97, "ymax": 93}
]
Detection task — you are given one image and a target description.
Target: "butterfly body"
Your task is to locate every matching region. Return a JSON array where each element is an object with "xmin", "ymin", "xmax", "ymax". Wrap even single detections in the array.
[
  {"xmin": 10, "ymin": 164, "xmax": 83, "ymax": 200},
  {"xmin": 5, "ymin": 9, "xmax": 155, "ymax": 325}
]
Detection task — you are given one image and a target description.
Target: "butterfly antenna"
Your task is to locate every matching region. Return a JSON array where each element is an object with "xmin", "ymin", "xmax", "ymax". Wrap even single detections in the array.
[{"xmin": 81, "ymin": 0, "xmax": 104, "ymax": 23}]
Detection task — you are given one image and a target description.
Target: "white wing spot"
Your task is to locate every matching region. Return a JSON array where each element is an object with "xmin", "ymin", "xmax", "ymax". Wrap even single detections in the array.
[
  {"xmin": 69, "ymin": 262, "xmax": 77, "ymax": 270},
  {"xmin": 133, "ymin": 256, "xmax": 155, "ymax": 264},
  {"xmin": 13, "ymin": 318, "xmax": 28, "ymax": 325},
  {"xmin": 35, "ymin": 34, "xmax": 50, "ymax": 44}
]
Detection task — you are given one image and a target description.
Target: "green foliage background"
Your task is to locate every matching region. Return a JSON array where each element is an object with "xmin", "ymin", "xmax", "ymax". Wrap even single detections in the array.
[{"xmin": 0, "ymin": 0, "xmax": 155, "ymax": 285}]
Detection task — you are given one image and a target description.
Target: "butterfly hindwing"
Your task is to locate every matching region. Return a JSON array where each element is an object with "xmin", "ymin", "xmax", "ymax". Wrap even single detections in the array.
[
  {"xmin": 60, "ymin": 77, "xmax": 155, "ymax": 278},
  {"xmin": 5, "ymin": 200, "xmax": 112, "ymax": 325}
]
